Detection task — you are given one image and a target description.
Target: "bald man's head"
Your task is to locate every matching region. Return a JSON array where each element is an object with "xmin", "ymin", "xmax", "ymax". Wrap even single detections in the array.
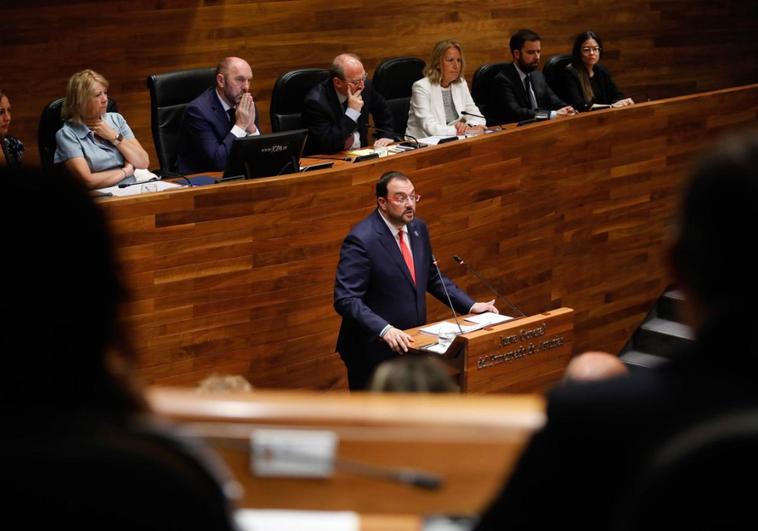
[{"xmin": 564, "ymin": 351, "xmax": 628, "ymax": 383}]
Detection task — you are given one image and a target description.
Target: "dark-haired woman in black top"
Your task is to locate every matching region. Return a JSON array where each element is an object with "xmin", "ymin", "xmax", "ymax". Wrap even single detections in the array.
[{"xmin": 562, "ymin": 31, "xmax": 634, "ymax": 112}]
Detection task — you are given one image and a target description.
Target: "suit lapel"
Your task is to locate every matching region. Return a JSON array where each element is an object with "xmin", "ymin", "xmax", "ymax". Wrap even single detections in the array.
[
  {"xmin": 208, "ymin": 89, "xmax": 232, "ymax": 135},
  {"xmin": 325, "ymin": 83, "xmax": 343, "ymax": 121},
  {"xmin": 507, "ymin": 64, "xmax": 529, "ymax": 108},
  {"xmin": 431, "ymin": 83, "xmax": 445, "ymax": 124}
]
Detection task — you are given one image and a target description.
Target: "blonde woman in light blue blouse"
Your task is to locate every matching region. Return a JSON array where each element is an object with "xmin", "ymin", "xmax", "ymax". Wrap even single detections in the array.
[{"xmin": 55, "ymin": 69, "xmax": 149, "ymax": 189}]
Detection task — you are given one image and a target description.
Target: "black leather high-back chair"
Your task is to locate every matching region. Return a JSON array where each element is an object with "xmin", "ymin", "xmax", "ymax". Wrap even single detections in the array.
[
  {"xmin": 147, "ymin": 67, "xmax": 216, "ymax": 175},
  {"xmin": 372, "ymin": 57, "xmax": 425, "ymax": 135},
  {"xmin": 470, "ymin": 62, "xmax": 510, "ymax": 125},
  {"xmin": 616, "ymin": 408, "xmax": 758, "ymax": 531},
  {"xmin": 543, "ymin": 53, "xmax": 573, "ymax": 104},
  {"xmin": 38, "ymin": 97, "xmax": 118, "ymax": 173},
  {"xmin": 270, "ymin": 68, "xmax": 330, "ymax": 133}
]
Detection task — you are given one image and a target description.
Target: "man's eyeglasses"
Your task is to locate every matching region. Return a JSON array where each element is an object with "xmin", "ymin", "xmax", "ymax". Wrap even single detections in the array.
[
  {"xmin": 581, "ymin": 47, "xmax": 601, "ymax": 55},
  {"xmin": 389, "ymin": 193, "xmax": 421, "ymax": 205},
  {"xmin": 343, "ymin": 73, "xmax": 368, "ymax": 86}
]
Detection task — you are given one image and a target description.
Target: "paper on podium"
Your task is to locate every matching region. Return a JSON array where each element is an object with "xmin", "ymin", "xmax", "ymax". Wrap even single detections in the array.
[
  {"xmin": 423, "ymin": 341, "xmax": 451, "ymax": 355},
  {"xmin": 464, "ymin": 312, "xmax": 513, "ymax": 326},
  {"xmin": 419, "ymin": 321, "xmax": 482, "ymax": 336}
]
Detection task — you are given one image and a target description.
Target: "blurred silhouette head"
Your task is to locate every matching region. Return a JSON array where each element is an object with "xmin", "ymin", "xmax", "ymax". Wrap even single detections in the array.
[
  {"xmin": 669, "ymin": 130, "xmax": 758, "ymax": 328},
  {"xmin": 197, "ymin": 374, "xmax": 253, "ymax": 393},
  {"xmin": 0, "ymin": 167, "xmax": 143, "ymax": 411},
  {"xmin": 369, "ymin": 354, "xmax": 459, "ymax": 393},
  {"xmin": 564, "ymin": 351, "xmax": 628, "ymax": 383}
]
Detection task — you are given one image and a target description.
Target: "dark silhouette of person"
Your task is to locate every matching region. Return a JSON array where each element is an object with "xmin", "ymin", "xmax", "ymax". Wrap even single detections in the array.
[
  {"xmin": 474, "ymin": 130, "xmax": 758, "ymax": 531},
  {"xmin": 1, "ymin": 167, "xmax": 239, "ymax": 531}
]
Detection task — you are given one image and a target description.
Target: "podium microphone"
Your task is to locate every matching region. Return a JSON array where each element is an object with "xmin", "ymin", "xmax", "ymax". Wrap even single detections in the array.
[
  {"xmin": 453, "ymin": 255, "xmax": 526, "ymax": 318},
  {"xmin": 432, "ymin": 254, "xmax": 464, "ymax": 334}
]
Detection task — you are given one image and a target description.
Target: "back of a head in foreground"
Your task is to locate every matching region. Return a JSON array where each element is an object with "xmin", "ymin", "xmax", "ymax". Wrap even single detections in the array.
[
  {"xmin": 1, "ymin": 167, "xmax": 239, "ymax": 531},
  {"xmin": 369, "ymin": 354, "xmax": 460, "ymax": 392},
  {"xmin": 563, "ymin": 351, "xmax": 629, "ymax": 384},
  {"xmin": 0, "ymin": 167, "xmax": 142, "ymax": 412},
  {"xmin": 671, "ymin": 129, "xmax": 758, "ymax": 320}
]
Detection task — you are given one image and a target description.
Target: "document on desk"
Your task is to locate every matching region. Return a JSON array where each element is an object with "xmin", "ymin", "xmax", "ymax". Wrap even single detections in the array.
[
  {"xmin": 235, "ymin": 510, "xmax": 359, "ymax": 531},
  {"xmin": 465, "ymin": 312, "xmax": 513, "ymax": 326},
  {"xmin": 419, "ymin": 321, "xmax": 483, "ymax": 336},
  {"xmin": 96, "ymin": 180, "xmax": 182, "ymax": 197}
]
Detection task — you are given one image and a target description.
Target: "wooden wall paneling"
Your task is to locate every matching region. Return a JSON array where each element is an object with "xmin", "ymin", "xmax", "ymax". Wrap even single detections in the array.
[
  {"xmin": 92, "ymin": 86, "xmax": 758, "ymax": 389},
  {"xmin": 3, "ymin": 1, "xmax": 756, "ymax": 166}
]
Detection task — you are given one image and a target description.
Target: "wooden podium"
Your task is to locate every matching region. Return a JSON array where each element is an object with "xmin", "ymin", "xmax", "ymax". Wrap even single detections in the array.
[{"xmin": 407, "ymin": 307, "xmax": 574, "ymax": 393}]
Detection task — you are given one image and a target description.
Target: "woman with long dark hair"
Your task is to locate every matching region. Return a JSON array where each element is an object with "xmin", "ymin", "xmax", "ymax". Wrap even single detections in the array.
[{"xmin": 562, "ymin": 31, "xmax": 634, "ymax": 111}]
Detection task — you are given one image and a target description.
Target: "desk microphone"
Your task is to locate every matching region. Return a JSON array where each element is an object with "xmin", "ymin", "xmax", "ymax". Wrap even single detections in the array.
[
  {"xmin": 336, "ymin": 456, "xmax": 442, "ymax": 490},
  {"xmin": 453, "ymin": 255, "xmax": 526, "ymax": 318},
  {"xmin": 461, "ymin": 110, "xmax": 486, "ymax": 120},
  {"xmin": 432, "ymin": 254, "xmax": 464, "ymax": 334},
  {"xmin": 258, "ymin": 446, "xmax": 442, "ymax": 490},
  {"xmin": 306, "ymin": 155, "xmax": 352, "ymax": 162},
  {"xmin": 117, "ymin": 176, "xmax": 160, "ymax": 189},
  {"xmin": 368, "ymin": 126, "xmax": 423, "ymax": 149}
]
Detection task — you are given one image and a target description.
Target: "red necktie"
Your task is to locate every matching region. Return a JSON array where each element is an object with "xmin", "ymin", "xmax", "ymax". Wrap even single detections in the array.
[{"xmin": 398, "ymin": 230, "xmax": 416, "ymax": 285}]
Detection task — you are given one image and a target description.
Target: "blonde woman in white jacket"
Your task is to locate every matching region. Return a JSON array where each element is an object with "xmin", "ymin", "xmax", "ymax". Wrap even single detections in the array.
[{"xmin": 406, "ymin": 40, "xmax": 486, "ymax": 139}]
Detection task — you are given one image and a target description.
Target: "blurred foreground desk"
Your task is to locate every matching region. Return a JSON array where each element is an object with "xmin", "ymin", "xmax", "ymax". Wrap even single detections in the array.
[
  {"xmin": 149, "ymin": 388, "xmax": 544, "ymax": 516},
  {"xmin": 104, "ymin": 85, "xmax": 758, "ymax": 389}
]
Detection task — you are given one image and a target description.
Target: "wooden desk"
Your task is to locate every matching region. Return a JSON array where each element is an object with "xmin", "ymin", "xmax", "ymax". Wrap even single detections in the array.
[
  {"xmin": 149, "ymin": 388, "xmax": 544, "ymax": 515},
  {"xmin": 103, "ymin": 85, "xmax": 758, "ymax": 389}
]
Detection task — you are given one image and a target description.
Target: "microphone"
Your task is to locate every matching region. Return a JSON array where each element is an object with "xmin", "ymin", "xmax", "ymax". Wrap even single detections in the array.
[
  {"xmin": 117, "ymin": 176, "xmax": 160, "ymax": 188},
  {"xmin": 432, "ymin": 254, "xmax": 464, "ymax": 334},
  {"xmin": 336, "ymin": 456, "xmax": 442, "ymax": 490},
  {"xmin": 453, "ymin": 255, "xmax": 526, "ymax": 318},
  {"xmin": 368, "ymin": 126, "xmax": 423, "ymax": 149},
  {"xmin": 255, "ymin": 445, "xmax": 442, "ymax": 490},
  {"xmin": 460, "ymin": 110, "xmax": 486, "ymax": 120},
  {"xmin": 306, "ymin": 154, "xmax": 351, "ymax": 162}
]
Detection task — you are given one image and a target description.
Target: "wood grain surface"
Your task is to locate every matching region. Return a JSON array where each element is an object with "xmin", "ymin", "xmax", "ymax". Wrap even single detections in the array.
[
  {"xmin": 100, "ymin": 86, "xmax": 757, "ymax": 389},
  {"xmin": 3, "ymin": 0, "xmax": 757, "ymax": 166},
  {"xmin": 148, "ymin": 387, "xmax": 545, "ymax": 513}
]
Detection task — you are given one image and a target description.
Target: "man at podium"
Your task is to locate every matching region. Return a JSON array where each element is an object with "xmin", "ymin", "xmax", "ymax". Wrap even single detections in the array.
[{"xmin": 334, "ymin": 170, "xmax": 498, "ymax": 390}]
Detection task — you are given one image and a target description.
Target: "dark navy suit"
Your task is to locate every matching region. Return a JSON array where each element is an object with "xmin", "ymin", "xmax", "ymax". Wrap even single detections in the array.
[
  {"xmin": 176, "ymin": 88, "xmax": 259, "ymax": 174},
  {"xmin": 302, "ymin": 79, "xmax": 394, "ymax": 155},
  {"xmin": 334, "ymin": 209, "xmax": 474, "ymax": 389},
  {"xmin": 488, "ymin": 63, "xmax": 567, "ymax": 124}
]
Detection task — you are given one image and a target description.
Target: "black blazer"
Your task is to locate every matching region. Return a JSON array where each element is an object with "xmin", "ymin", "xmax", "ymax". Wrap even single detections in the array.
[
  {"xmin": 302, "ymin": 78, "xmax": 394, "ymax": 155},
  {"xmin": 487, "ymin": 63, "xmax": 567, "ymax": 124},
  {"xmin": 562, "ymin": 63, "xmax": 625, "ymax": 111}
]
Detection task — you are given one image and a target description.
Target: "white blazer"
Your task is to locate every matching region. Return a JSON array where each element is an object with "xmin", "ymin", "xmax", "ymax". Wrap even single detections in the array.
[{"xmin": 405, "ymin": 76, "xmax": 486, "ymax": 138}]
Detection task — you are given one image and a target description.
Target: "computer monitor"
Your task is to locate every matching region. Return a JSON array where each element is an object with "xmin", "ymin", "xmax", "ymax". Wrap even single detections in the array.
[{"xmin": 223, "ymin": 128, "xmax": 308, "ymax": 180}]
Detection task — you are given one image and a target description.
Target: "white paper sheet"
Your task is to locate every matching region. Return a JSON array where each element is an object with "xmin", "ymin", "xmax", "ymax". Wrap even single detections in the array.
[
  {"xmin": 235, "ymin": 510, "xmax": 359, "ymax": 531},
  {"xmin": 464, "ymin": 312, "xmax": 514, "ymax": 326}
]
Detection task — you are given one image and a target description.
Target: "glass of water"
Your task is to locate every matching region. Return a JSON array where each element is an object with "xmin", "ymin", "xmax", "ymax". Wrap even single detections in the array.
[{"xmin": 438, "ymin": 330, "xmax": 456, "ymax": 350}]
